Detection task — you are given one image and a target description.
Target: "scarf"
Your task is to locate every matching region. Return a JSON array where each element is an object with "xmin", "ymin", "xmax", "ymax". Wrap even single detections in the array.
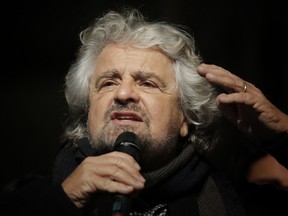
[{"xmin": 52, "ymin": 138, "xmax": 246, "ymax": 216}]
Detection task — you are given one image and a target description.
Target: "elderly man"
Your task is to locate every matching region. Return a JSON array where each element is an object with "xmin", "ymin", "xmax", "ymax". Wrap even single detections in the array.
[{"xmin": 1, "ymin": 8, "xmax": 287, "ymax": 216}]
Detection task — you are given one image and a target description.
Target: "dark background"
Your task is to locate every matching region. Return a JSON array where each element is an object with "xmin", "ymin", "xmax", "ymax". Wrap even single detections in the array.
[{"xmin": 1, "ymin": 0, "xmax": 287, "ymax": 202}]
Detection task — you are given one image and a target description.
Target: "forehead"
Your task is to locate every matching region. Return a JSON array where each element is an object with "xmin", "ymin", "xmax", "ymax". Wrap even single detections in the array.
[{"xmin": 94, "ymin": 44, "xmax": 174, "ymax": 78}]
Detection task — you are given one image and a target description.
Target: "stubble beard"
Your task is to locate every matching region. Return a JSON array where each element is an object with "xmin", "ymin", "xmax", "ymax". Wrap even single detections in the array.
[{"xmin": 88, "ymin": 104, "xmax": 183, "ymax": 172}]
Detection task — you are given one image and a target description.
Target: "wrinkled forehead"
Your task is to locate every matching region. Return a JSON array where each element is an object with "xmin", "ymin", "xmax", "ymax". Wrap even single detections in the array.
[{"xmin": 93, "ymin": 43, "xmax": 175, "ymax": 79}]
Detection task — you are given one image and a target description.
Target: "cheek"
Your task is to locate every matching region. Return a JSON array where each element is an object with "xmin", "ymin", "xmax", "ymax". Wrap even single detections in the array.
[
  {"xmin": 148, "ymin": 99, "xmax": 183, "ymax": 130},
  {"xmin": 87, "ymin": 98, "xmax": 108, "ymax": 132}
]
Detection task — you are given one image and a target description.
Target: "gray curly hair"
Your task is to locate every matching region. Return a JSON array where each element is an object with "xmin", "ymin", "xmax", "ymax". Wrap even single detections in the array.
[{"xmin": 63, "ymin": 8, "xmax": 220, "ymax": 152}]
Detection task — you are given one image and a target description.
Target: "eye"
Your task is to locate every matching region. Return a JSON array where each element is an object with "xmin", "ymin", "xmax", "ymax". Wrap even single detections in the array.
[
  {"xmin": 140, "ymin": 81, "xmax": 157, "ymax": 88},
  {"xmin": 99, "ymin": 80, "xmax": 118, "ymax": 89}
]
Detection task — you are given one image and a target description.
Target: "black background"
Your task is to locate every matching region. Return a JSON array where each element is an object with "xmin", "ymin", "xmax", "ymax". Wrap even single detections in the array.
[{"xmin": 1, "ymin": 0, "xmax": 287, "ymax": 197}]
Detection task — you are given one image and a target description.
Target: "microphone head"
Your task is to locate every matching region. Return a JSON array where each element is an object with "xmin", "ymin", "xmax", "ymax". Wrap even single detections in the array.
[{"xmin": 114, "ymin": 131, "xmax": 143, "ymax": 164}]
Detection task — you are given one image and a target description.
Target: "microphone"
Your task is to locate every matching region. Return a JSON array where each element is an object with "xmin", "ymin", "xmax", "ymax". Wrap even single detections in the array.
[{"xmin": 112, "ymin": 131, "xmax": 143, "ymax": 216}]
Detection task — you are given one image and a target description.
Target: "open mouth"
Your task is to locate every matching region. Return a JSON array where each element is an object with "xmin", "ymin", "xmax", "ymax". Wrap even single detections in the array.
[{"xmin": 111, "ymin": 111, "xmax": 143, "ymax": 122}]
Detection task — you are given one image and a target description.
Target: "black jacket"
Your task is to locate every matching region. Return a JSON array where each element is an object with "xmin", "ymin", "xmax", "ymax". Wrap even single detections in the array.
[{"xmin": 1, "ymin": 140, "xmax": 247, "ymax": 216}]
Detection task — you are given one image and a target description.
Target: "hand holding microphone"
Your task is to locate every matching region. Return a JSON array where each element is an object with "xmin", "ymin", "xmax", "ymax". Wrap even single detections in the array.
[{"xmin": 61, "ymin": 132, "xmax": 145, "ymax": 210}]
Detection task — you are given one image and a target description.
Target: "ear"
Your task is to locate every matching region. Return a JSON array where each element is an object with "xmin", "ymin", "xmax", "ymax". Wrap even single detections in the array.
[{"xmin": 180, "ymin": 121, "xmax": 188, "ymax": 137}]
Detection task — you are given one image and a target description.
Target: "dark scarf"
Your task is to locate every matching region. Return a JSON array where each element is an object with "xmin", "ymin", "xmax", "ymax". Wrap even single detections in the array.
[{"xmin": 52, "ymin": 138, "xmax": 246, "ymax": 216}]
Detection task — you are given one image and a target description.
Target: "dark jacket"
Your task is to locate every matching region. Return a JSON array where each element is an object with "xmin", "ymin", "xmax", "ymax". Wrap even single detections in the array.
[{"xmin": 0, "ymin": 140, "xmax": 247, "ymax": 216}]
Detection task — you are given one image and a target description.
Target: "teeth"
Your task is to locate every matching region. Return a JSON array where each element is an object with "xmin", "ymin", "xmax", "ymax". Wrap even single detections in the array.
[{"xmin": 118, "ymin": 116, "xmax": 134, "ymax": 120}]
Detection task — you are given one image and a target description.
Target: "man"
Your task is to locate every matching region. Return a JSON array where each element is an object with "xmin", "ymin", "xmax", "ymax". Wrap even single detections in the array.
[{"xmin": 1, "ymin": 8, "xmax": 287, "ymax": 216}]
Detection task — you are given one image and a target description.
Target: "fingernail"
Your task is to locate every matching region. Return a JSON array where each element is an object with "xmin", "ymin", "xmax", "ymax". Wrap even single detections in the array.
[{"xmin": 138, "ymin": 175, "xmax": 146, "ymax": 183}]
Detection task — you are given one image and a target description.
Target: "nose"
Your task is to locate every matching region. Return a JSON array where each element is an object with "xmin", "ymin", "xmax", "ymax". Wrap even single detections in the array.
[{"xmin": 114, "ymin": 81, "xmax": 140, "ymax": 104}]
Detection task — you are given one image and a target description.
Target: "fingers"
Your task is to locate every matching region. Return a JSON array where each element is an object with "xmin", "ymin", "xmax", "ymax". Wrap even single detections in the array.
[
  {"xmin": 198, "ymin": 63, "xmax": 288, "ymax": 137},
  {"xmin": 216, "ymin": 93, "xmax": 253, "ymax": 134},
  {"xmin": 197, "ymin": 63, "xmax": 259, "ymax": 94},
  {"xmin": 197, "ymin": 63, "xmax": 266, "ymax": 110},
  {"xmin": 90, "ymin": 152, "xmax": 145, "ymax": 189},
  {"xmin": 216, "ymin": 91, "xmax": 259, "ymax": 106},
  {"xmin": 61, "ymin": 152, "xmax": 145, "ymax": 208}
]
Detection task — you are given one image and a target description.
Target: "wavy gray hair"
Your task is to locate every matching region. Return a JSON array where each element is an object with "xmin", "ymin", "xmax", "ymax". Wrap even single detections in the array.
[{"xmin": 64, "ymin": 8, "xmax": 220, "ymax": 152}]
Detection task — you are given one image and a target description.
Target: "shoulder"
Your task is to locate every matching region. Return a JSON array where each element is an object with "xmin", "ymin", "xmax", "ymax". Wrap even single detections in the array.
[
  {"xmin": 51, "ymin": 141, "xmax": 80, "ymax": 183},
  {"xmin": 198, "ymin": 171, "xmax": 247, "ymax": 216}
]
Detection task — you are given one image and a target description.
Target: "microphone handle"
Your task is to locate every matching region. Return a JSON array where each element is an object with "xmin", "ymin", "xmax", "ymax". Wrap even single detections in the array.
[
  {"xmin": 112, "ymin": 132, "xmax": 142, "ymax": 216},
  {"xmin": 112, "ymin": 194, "xmax": 131, "ymax": 216}
]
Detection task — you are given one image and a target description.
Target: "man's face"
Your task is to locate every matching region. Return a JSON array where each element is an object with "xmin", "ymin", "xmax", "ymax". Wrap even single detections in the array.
[{"xmin": 87, "ymin": 44, "xmax": 188, "ymax": 171}]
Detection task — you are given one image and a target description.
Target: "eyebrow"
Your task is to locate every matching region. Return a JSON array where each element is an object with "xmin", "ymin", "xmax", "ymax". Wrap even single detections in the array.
[
  {"xmin": 94, "ymin": 69, "xmax": 167, "ymax": 87},
  {"xmin": 94, "ymin": 69, "xmax": 120, "ymax": 87},
  {"xmin": 131, "ymin": 70, "xmax": 166, "ymax": 87}
]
